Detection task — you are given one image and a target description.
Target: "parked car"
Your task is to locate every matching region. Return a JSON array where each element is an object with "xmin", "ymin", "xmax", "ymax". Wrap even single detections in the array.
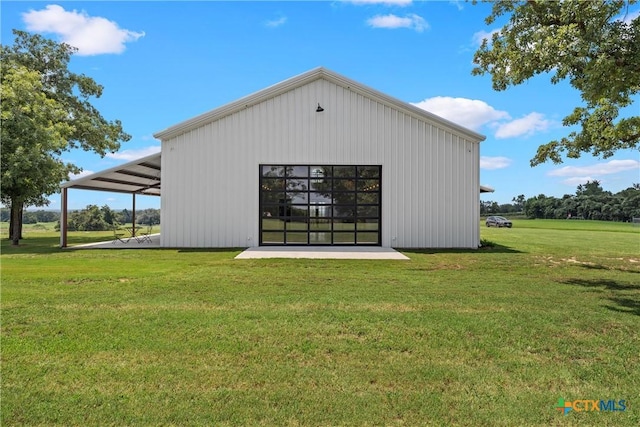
[{"xmin": 486, "ymin": 216, "xmax": 513, "ymax": 228}]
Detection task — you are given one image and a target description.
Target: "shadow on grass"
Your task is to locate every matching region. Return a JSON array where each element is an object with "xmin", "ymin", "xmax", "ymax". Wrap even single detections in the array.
[
  {"xmin": 606, "ymin": 297, "xmax": 640, "ymax": 316},
  {"xmin": 562, "ymin": 278, "xmax": 640, "ymax": 316},
  {"xmin": 562, "ymin": 278, "xmax": 638, "ymax": 291},
  {"xmin": 578, "ymin": 263, "xmax": 640, "ymax": 274},
  {"xmin": 1, "ymin": 237, "xmax": 244, "ymax": 256},
  {"xmin": 177, "ymin": 248, "xmax": 245, "ymax": 254},
  {"xmin": 401, "ymin": 243, "xmax": 524, "ymax": 255},
  {"xmin": 1, "ymin": 237, "xmax": 63, "ymax": 255}
]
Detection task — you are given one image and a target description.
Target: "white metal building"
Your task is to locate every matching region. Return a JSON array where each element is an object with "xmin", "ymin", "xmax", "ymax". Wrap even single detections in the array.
[
  {"xmin": 154, "ymin": 67, "xmax": 485, "ymax": 248},
  {"xmin": 60, "ymin": 67, "xmax": 487, "ymax": 248}
]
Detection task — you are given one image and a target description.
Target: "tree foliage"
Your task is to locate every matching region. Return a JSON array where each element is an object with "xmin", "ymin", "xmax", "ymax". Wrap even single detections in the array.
[
  {"xmin": 68, "ymin": 205, "xmax": 110, "ymax": 232},
  {"xmin": 0, "ymin": 30, "xmax": 130, "ymax": 244},
  {"xmin": 50, "ymin": 206, "xmax": 161, "ymax": 232},
  {"xmin": 136, "ymin": 208, "xmax": 161, "ymax": 226},
  {"xmin": 482, "ymin": 182, "xmax": 639, "ymax": 221},
  {"xmin": 0, "ymin": 209, "xmax": 58, "ymax": 224},
  {"xmin": 1, "ymin": 60, "xmax": 73, "ymax": 244},
  {"xmin": 473, "ymin": 0, "xmax": 640, "ymax": 165},
  {"xmin": 522, "ymin": 181, "xmax": 640, "ymax": 221}
]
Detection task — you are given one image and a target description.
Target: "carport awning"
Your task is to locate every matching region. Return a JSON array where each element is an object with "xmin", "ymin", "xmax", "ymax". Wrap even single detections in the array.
[{"xmin": 61, "ymin": 152, "xmax": 161, "ymax": 196}]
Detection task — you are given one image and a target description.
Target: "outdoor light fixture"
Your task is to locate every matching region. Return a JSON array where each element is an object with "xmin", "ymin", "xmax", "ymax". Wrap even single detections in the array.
[{"xmin": 316, "ymin": 103, "xmax": 324, "ymax": 112}]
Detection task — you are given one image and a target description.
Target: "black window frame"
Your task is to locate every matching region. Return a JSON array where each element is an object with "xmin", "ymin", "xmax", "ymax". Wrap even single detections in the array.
[{"xmin": 259, "ymin": 165, "xmax": 382, "ymax": 246}]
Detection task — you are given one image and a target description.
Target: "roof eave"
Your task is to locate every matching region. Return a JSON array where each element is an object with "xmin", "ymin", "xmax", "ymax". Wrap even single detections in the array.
[{"xmin": 60, "ymin": 152, "xmax": 161, "ymax": 190}]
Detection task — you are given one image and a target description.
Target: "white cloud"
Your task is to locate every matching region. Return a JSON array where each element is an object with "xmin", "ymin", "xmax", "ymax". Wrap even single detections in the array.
[
  {"xmin": 367, "ymin": 14, "xmax": 428, "ymax": 32},
  {"xmin": 480, "ymin": 156, "xmax": 512, "ymax": 170},
  {"xmin": 494, "ymin": 112, "xmax": 552, "ymax": 139},
  {"xmin": 449, "ymin": 1, "xmax": 464, "ymax": 11},
  {"xmin": 471, "ymin": 28, "xmax": 500, "ymax": 46},
  {"xmin": 265, "ymin": 16, "xmax": 287, "ymax": 28},
  {"xmin": 106, "ymin": 146, "xmax": 161, "ymax": 161},
  {"xmin": 348, "ymin": 0, "xmax": 412, "ymax": 6},
  {"xmin": 560, "ymin": 176, "xmax": 595, "ymax": 186},
  {"xmin": 548, "ymin": 159, "xmax": 640, "ymax": 177},
  {"xmin": 22, "ymin": 5, "xmax": 144, "ymax": 55},
  {"xmin": 411, "ymin": 96, "xmax": 510, "ymax": 131},
  {"xmin": 70, "ymin": 170, "xmax": 95, "ymax": 180},
  {"xmin": 413, "ymin": 97, "xmax": 555, "ymax": 139}
]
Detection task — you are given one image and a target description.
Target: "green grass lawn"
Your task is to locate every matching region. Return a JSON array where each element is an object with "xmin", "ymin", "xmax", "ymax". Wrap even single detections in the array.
[{"xmin": 2, "ymin": 220, "xmax": 639, "ymax": 426}]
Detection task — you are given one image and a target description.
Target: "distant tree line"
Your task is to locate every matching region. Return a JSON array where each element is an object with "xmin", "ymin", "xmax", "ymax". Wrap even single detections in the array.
[
  {"xmin": 482, "ymin": 181, "xmax": 640, "ymax": 221},
  {"xmin": 1, "ymin": 206, "xmax": 160, "ymax": 232},
  {"xmin": 0, "ymin": 209, "xmax": 58, "ymax": 224},
  {"xmin": 523, "ymin": 181, "xmax": 640, "ymax": 221},
  {"xmin": 480, "ymin": 194, "xmax": 526, "ymax": 216},
  {"xmin": 60, "ymin": 205, "xmax": 161, "ymax": 232}
]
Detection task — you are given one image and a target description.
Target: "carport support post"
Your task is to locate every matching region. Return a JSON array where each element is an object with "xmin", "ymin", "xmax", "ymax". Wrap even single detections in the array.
[
  {"xmin": 60, "ymin": 188, "xmax": 68, "ymax": 248},
  {"xmin": 132, "ymin": 193, "xmax": 136, "ymax": 236}
]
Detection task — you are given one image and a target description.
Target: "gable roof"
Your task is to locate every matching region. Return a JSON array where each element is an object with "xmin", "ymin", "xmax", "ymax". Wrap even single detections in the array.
[
  {"xmin": 153, "ymin": 67, "xmax": 486, "ymax": 142},
  {"xmin": 60, "ymin": 152, "xmax": 161, "ymax": 196}
]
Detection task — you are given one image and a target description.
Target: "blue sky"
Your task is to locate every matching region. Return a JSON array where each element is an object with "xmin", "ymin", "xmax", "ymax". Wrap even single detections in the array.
[{"xmin": 2, "ymin": 1, "xmax": 639, "ymax": 210}]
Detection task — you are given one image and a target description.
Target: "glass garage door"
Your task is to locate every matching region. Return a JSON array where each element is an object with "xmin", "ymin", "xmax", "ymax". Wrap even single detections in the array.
[{"xmin": 260, "ymin": 165, "xmax": 381, "ymax": 245}]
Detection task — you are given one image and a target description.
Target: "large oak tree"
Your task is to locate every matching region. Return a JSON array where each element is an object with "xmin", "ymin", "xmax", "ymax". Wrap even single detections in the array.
[
  {"xmin": 473, "ymin": 0, "xmax": 639, "ymax": 165},
  {"xmin": 1, "ymin": 30, "xmax": 130, "ymax": 245}
]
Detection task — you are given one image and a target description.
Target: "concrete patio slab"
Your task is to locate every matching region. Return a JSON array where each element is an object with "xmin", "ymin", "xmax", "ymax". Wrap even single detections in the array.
[
  {"xmin": 69, "ymin": 234, "xmax": 161, "ymax": 249},
  {"xmin": 235, "ymin": 246, "xmax": 410, "ymax": 260}
]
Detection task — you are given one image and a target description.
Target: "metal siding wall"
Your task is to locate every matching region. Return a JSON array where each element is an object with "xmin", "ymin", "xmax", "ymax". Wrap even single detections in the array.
[{"xmin": 161, "ymin": 78, "xmax": 480, "ymax": 248}]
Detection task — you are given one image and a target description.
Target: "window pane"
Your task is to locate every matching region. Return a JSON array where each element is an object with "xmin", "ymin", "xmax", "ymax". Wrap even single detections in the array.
[
  {"xmin": 261, "ymin": 205, "xmax": 280, "ymax": 217},
  {"xmin": 262, "ymin": 166, "xmax": 284, "ymax": 177},
  {"xmin": 262, "ymin": 178, "xmax": 285, "ymax": 191},
  {"xmin": 357, "ymin": 192, "xmax": 379, "ymax": 204},
  {"xmin": 310, "ymin": 166, "xmax": 331, "ymax": 179},
  {"xmin": 334, "ymin": 166, "xmax": 356, "ymax": 178},
  {"xmin": 356, "ymin": 232, "xmax": 379, "ymax": 244},
  {"xmin": 286, "ymin": 178, "xmax": 307, "ymax": 192},
  {"xmin": 356, "ymin": 220, "xmax": 378, "ymax": 231},
  {"xmin": 333, "ymin": 178, "xmax": 356, "ymax": 191},
  {"xmin": 334, "ymin": 206, "xmax": 356, "ymax": 218},
  {"xmin": 309, "ymin": 203, "xmax": 331, "ymax": 218},
  {"xmin": 357, "ymin": 179, "xmax": 380, "ymax": 191},
  {"xmin": 357, "ymin": 166, "xmax": 380, "ymax": 178},
  {"xmin": 262, "ymin": 232, "xmax": 284, "ymax": 244},
  {"xmin": 262, "ymin": 218, "xmax": 285, "ymax": 230},
  {"xmin": 309, "ymin": 192, "xmax": 332, "ymax": 204},
  {"xmin": 288, "ymin": 205, "xmax": 308, "ymax": 217},
  {"xmin": 285, "ymin": 220, "xmax": 308, "ymax": 231},
  {"xmin": 310, "ymin": 180, "xmax": 331, "ymax": 192},
  {"xmin": 310, "ymin": 232, "xmax": 332, "ymax": 244},
  {"xmin": 261, "ymin": 191, "xmax": 285, "ymax": 204},
  {"xmin": 333, "ymin": 232, "xmax": 355, "ymax": 244},
  {"xmin": 332, "ymin": 192, "xmax": 355, "ymax": 204},
  {"xmin": 357, "ymin": 205, "xmax": 379, "ymax": 218},
  {"xmin": 310, "ymin": 219, "xmax": 331, "ymax": 230},
  {"xmin": 287, "ymin": 166, "xmax": 309, "ymax": 177},
  {"xmin": 286, "ymin": 232, "xmax": 308, "ymax": 244},
  {"xmin": 332, "ymin": 220, "xmax": 355, "ymax": 231},
  {"xmin": 288, "ymin": 191, "xmax": 308, "ymax": 204}
]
